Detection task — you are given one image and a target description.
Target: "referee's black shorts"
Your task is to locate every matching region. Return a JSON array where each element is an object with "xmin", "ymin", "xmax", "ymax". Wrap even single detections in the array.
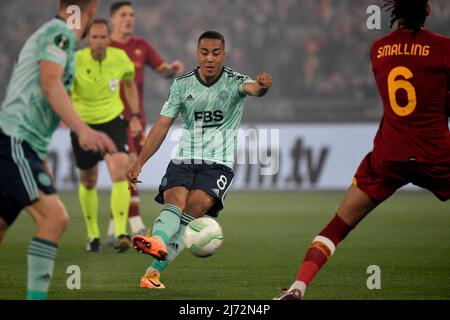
[{"xmin": 71, "ymin": 115, "xmax": 129, "ymax": 170}]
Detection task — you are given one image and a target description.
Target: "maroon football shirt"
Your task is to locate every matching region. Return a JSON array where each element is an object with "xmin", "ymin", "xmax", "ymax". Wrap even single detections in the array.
[
  {"xmin": 111, "ymin": 36, "xmax": 165, "ymax": 125},
  {"xmin": 371, "ymin": 29, "xmax": 450, "ymax": 163}
]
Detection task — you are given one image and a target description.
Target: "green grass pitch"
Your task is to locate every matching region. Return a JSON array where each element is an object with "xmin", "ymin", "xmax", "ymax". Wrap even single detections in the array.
[{"xmin": 1, "ymin": 191, "xmax": 449, "ymax": 300}]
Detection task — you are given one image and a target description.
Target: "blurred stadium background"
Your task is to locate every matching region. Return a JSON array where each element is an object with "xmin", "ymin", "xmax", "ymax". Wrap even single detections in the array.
[
  {"xmin": 1, "ymin": 0, "xmax": 449, "ymax": 122},
  {"xmin": 0, "ymin": 0, "xmax": 450, "ymax": 300}
]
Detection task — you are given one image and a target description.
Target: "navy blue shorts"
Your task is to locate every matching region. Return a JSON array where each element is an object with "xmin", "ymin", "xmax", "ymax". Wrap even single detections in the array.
[
  {"xmin": 0, "ymin": 130, "xmax": 56, "ymax": 226},
  {"xmin": 155, "ymin": 160, "xmax": 235, "ymax": 217}
]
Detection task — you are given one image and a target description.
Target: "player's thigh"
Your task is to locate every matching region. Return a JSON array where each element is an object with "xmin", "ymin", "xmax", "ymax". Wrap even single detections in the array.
[
  {"xmin": 104, "ymin": 152, "xmax": 130, "ymax": 182},
  {"xmin": 163, "ymin": 186, "xmax": 190, "ymax": 211},
  {"xmin": 25, "ymin": 191, "xmax": 69, "ymax": 230},
  {"xmin": 190, "ymin": 163, "xmax": 235, "ymax": 217},
  {"xmin": 336, "ymin": 185, "xmax": 377, "ymax": 227},
  {"xmin": 155, "ymin": 161, "xmax": 196, "ymax": 209},
  {"xmin": 185, "ymin": 189, "xmax": 215, "ymax": 218}
]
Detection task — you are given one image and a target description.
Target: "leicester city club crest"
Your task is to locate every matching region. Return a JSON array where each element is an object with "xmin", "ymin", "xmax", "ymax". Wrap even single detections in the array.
[{"xmin": 218, "ymin": 90, "xmax": 229, "ymax": 103}]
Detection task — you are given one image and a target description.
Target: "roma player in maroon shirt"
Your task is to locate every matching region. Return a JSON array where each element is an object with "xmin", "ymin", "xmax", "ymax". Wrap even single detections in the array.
[
  {"xmin": 107, "ymin": 1, "xmax": 184, "ymax": 240},
  {"xmin": 276, "ymin": 0, "xmax": 450, "ymax": 300}
]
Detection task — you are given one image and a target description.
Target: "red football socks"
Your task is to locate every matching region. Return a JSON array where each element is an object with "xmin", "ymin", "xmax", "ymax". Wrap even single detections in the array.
[{"xmin": 296, "ymin": 214, "xmax": 353, "ymax": 284}]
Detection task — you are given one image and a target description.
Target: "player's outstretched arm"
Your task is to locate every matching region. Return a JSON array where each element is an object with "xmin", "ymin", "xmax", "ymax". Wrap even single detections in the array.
[
  {"xmin": 122, "ymin": 79, "xmax": 143, "ymax": 137},
  {"xmin": 40, "ymin": 60, "xmax": 117, "ymax": 154},
  {"xmin": 157, "ymin": 60, "xmax": 185, "ymax": 79},
  {"xmin": 243, "ymin": 72, "xmax": 273, "ymax": 97},
  {"xmin": 126, "ymin": 115, "xmax": 174, "ymax": 189}
]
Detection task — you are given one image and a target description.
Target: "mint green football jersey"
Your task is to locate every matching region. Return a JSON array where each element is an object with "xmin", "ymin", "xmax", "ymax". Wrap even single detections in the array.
[
  {"xmin": 161, "ymin": 67, "xmax": 255, "ymax": 168},
  {"xmin": 0, "ymin": 17, "xmax": 77, "ymax": 160}
]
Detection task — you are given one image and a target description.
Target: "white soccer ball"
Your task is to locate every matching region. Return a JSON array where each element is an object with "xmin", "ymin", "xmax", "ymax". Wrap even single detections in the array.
[{"xmin": 183, "ymin": 217, "xmax": 223, "ymax": 257}]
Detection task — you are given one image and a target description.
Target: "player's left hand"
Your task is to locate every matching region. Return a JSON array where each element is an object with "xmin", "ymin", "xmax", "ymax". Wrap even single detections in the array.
[
  {"xmin": 171, "ymin": 60, "xmax": 185, "ymax": 76},
  {"xmin": 256, "ymin": 72, "xmax": 273, "ymax": 89},
  {"xmin": 129, "ymin": 117, "xmax": 143, "ymax": 138},
  {"xmin": 126, "ymin": 161, "xmax": 142, "ymax": 191}
]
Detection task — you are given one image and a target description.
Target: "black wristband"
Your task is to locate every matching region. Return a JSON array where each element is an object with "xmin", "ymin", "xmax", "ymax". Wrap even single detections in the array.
[{"xmin": 132, "ymin": 112, "xmax": 141, "ymax": 119}]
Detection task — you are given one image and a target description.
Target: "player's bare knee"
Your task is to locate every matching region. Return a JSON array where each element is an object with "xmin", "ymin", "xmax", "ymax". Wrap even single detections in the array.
[
  {"xmin": 106, "ymin": 153, "xmax": 129, "ymax": 182},
  {"xmin": 58, "ymin": 211, "xmax": 70, "ymax": 231},
  {"xmin": 80, "ymin": 174, "xmax": 97, "ymax": 189},
  {"xmin": 110, "ymin": 171, "xmax": 127, "ymax": 183},
  {"xmin": 44, "ymin": 205, "xmax": 70, "ymax": 231},
  {"xmin": 185, "ymin": 198, "xmax": 213, "ymax": 217},
  {"xmin": 163, "ymin": 192, "xmax": 186, "ymax": 211},
  {"xmin": 79, "ymin": 166, "xmax": 98, "ymax": 189}
]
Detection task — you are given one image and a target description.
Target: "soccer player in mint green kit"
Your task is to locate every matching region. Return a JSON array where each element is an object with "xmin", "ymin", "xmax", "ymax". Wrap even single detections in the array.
[
  {"xmin": 127, "ymin": 31, "xmax": 273, "ymax": 289},
  {"xmin": 0, "ymin": 0, "xmax": 117, "ymax": 300}
]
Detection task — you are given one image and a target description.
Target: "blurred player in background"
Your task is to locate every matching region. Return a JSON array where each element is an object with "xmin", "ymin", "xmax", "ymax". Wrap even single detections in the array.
[
  {"xmin": 127, "ymin": 31, "xmax": 272, "ymax": 289},
  {"xmin": 70, "ymin": 18, "xmax": 142, "ymax": 253},
  {"xmin": 0, "ymin": 0, "xmax": 117, "ymax": 299},
  {"xmin": 275, "ymin": 0, "xmax": 450, "ymax": 300},
  {"xmin": 107, "ymin": 1, "xmax": 185, "ymax": 241}
]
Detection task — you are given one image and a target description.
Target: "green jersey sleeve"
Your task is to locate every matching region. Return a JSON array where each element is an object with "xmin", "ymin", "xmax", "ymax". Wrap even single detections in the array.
[
  {"xmin": 36, "ymin": 26, "xmax": 73, "ymax": 68},
  {"xmin": 160, "ymin": 80, "xmax": 181, "ymax": 119},
  {"xmin": 233, "ymin": 71, "xmax": 255, "ymax": 97}
]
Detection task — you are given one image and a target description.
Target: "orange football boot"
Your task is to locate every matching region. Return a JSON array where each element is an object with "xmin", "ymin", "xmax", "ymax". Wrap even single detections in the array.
[
  {"xmin": 131, "ymin": 229, "xmax": 168, "ymax": 261},
  {"xmin": 139, "ymin": 270, "xmax": 166, "ymax": 289}
]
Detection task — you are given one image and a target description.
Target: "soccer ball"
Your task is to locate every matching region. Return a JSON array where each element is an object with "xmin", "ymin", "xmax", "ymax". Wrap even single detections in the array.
[{"xmin": 183, "ymin": 217, "xmax": 224, "ymax": 257}]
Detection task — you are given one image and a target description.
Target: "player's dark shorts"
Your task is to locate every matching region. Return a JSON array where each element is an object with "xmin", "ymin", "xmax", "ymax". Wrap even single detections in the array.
[
  {"xmin": 71, "ymin": 115, "xmax": 129, "ymax": 170},
  {"xmin": 0, "ymin": 130, "xmax": 56, "ymax": 226},
  {"xmin": 354, "ymin": 152, "xmax": 450, "ymax": 203},
  {"xmin": 155, "ymin": 160, "xmax": 235, "ymax": 217}
]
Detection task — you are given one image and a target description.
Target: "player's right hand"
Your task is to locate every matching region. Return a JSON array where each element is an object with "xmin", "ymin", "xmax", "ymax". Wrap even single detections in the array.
[
  {"xmin": 78, "ymin": 128, "xmax": 118, "ymax": 154},
  {"xmin": 171, "ymin": 60, "xmax": 185, "ymax": 76},
  {"xmin": 126, "ymin": 161, "xmax": 142, "ymax": 191}
]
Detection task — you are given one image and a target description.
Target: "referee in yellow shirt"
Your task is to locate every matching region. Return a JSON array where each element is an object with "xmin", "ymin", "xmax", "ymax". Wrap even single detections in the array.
[{"xmin": 71, "ymin": 18, "xmax": 142, "ymax": 253}]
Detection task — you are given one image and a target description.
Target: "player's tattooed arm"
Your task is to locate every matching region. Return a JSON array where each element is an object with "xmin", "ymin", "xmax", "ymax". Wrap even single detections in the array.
[
  {"xmin": 243, "ymin": 72, "xmax": 273, "ymax": 97},
  {"xmin": 123, "ymin": 79, "xmax": 143, "ymax": 137}
]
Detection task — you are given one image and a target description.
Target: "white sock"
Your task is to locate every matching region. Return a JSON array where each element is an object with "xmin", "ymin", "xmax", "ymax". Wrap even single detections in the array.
[
  {"xmin": 289, "ymin": 280, "xmax": 306, "ymax": 298},
  {"xmin": 107, "ymin": 218, "xmax": 115, "ymax": 237},
  {"xmin": 129, "ymin": 216, "xmax": 145, "ymax": 234}
]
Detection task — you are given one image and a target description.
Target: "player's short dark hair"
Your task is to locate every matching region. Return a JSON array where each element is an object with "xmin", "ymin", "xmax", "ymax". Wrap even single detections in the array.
[
  {"xmin": 198, "ymin": 31, "xmax": 225, "ymax": 48},
  {"xmin": 383, "ymin": 0, "xmax": 429, "ymax": 35},
  {"xmin": 110, "ymin": 1, "xmax": 132, "ymax": 16},
  {"xmin": 59, "ymin": 0, "xmax": 96, "ymax": 9},
  {"xmin": 86, "ymin": 18, "xmax": 111, "ymax": 35}
]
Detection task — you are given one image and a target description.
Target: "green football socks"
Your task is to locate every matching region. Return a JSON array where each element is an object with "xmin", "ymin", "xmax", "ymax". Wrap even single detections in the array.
[
  {"xmin": 27, "ymin": 237, "xmax": 58, "ymax": 300},
  {"xmin": 152, "ymin": 204, "xmax": 182, "ymax": 244},
  {"xmin": 149, "ymin": 212, "xmax": 194, "ymax": 274}
]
